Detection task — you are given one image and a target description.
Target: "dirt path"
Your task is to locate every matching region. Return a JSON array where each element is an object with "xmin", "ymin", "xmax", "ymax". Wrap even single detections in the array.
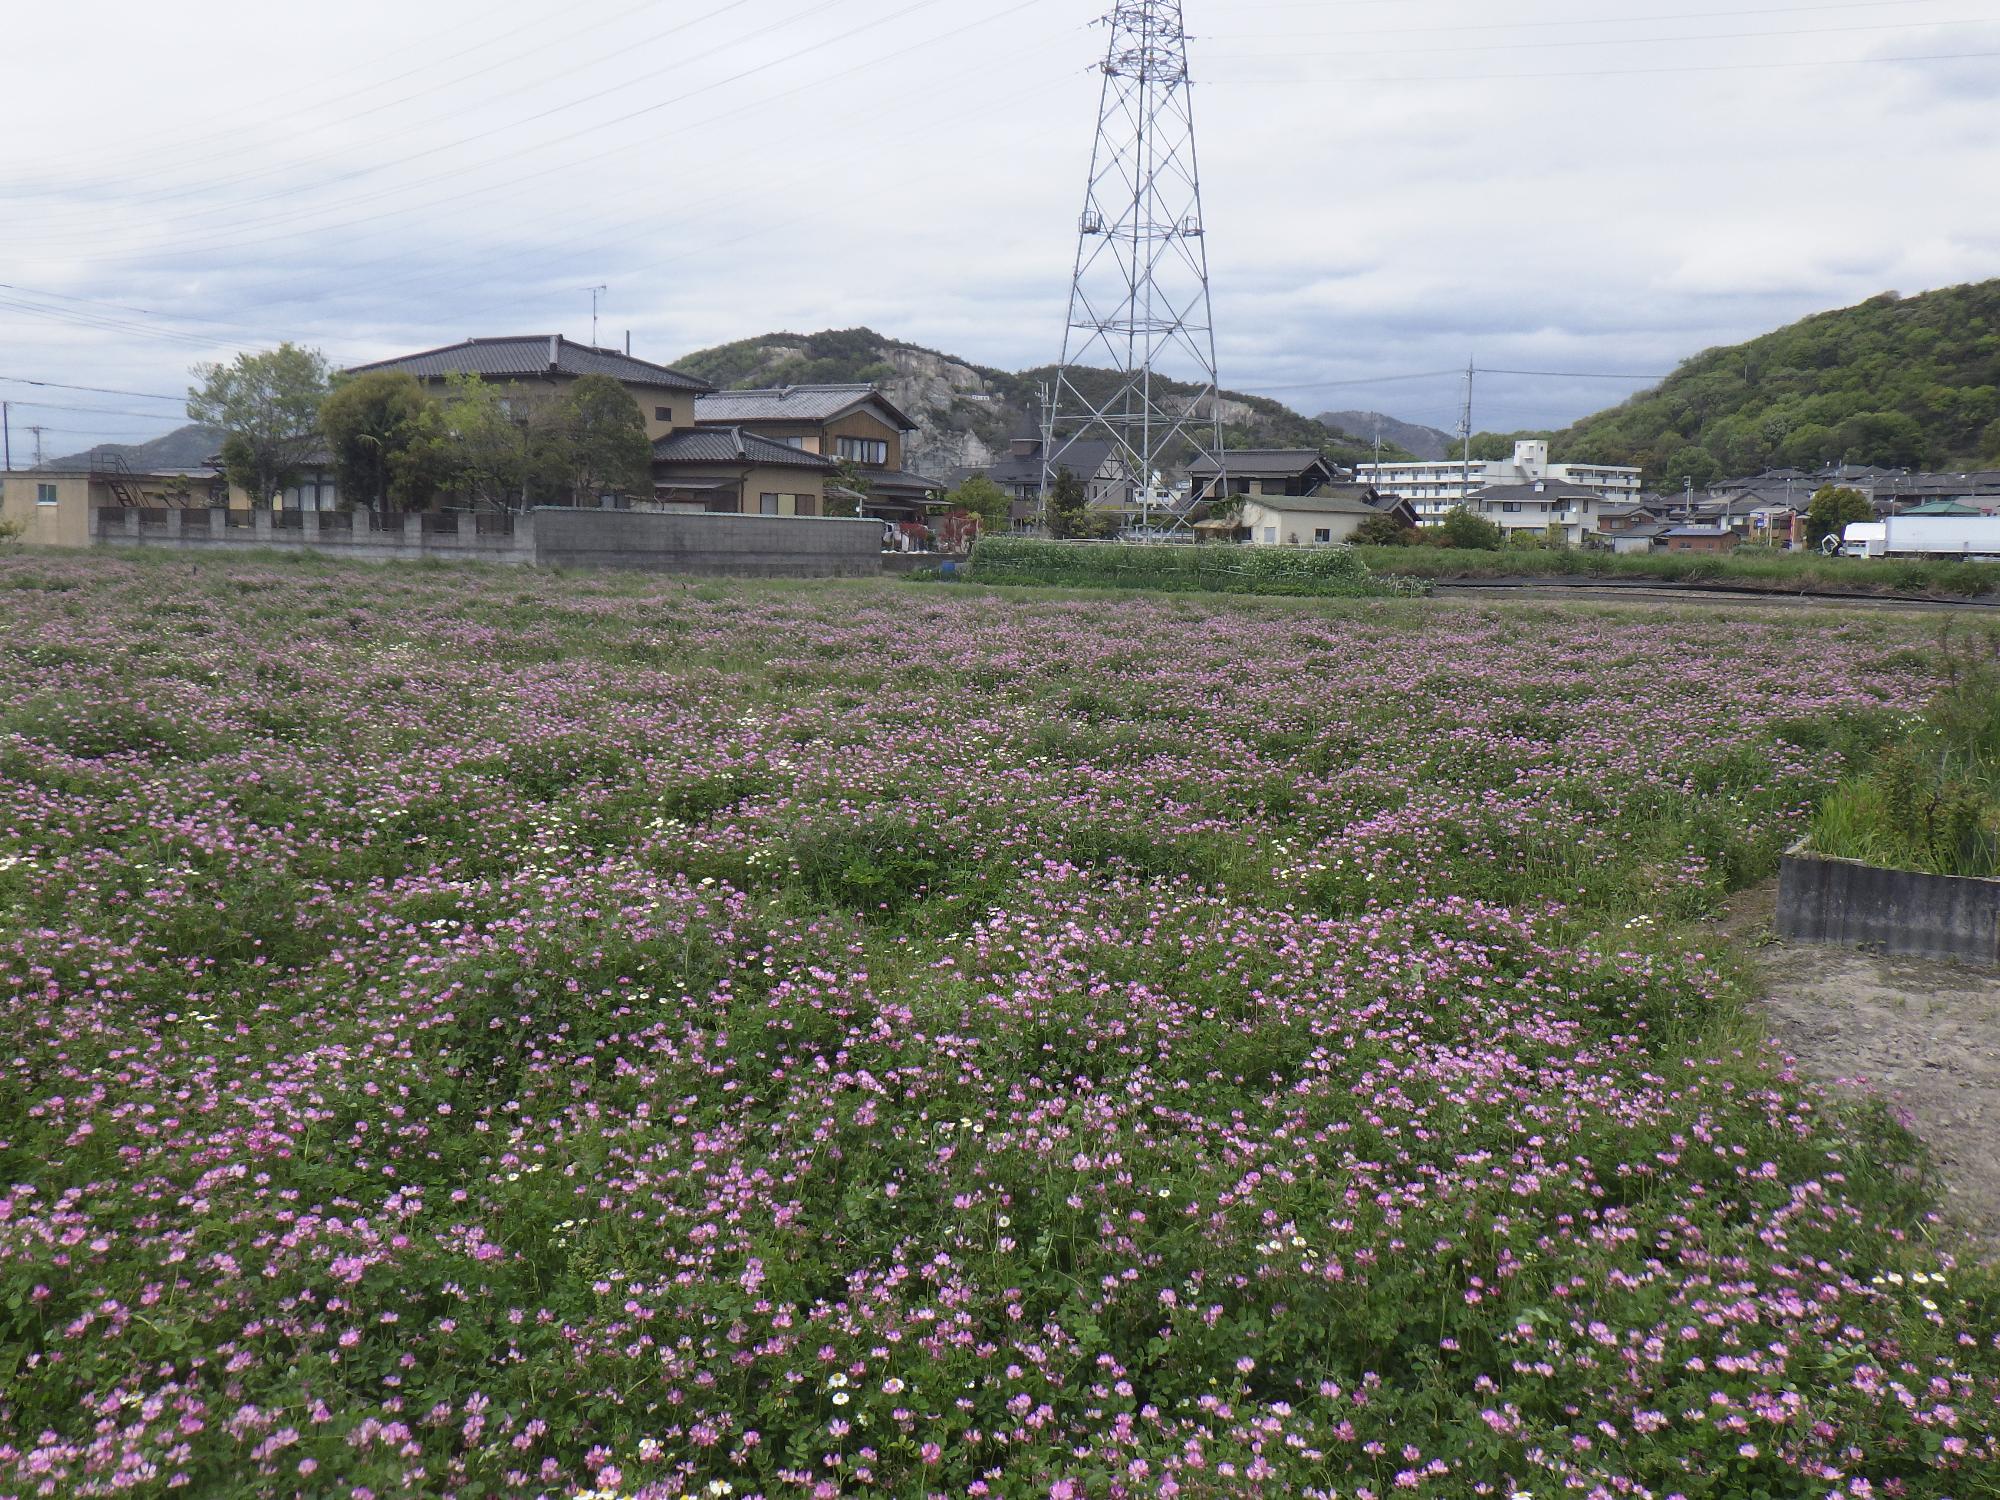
[{"xmin": 1712, "ymin": 885, "xmax": 2000, "ymax": 1255}]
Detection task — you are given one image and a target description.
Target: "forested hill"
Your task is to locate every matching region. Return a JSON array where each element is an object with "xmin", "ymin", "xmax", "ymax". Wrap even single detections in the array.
[
  {"xmin": 1557, "ymin": 281, "xmax": 2000, "ymax": 484},
  {"xmin": 673, "ymin": 328, "xmax": 1408, "ymax": 477}
]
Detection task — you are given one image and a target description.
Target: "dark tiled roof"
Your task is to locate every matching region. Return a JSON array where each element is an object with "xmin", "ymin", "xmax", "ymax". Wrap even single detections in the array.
[
  {"xmin": 986, "ymin": 437, "xmax": 1119, "ymax": 488},
  {"xmin": 652, "ymin": 427, "xmax": 834, "ymax": 470},
  {"xmin": 1471, "ymin": 481, "xmax": 1604, "ymax": 503},
  {"xmin": 347, "ymin": 336, "xmax": 711, "ymax": 393},
  {"xmin": 1664, "ymin": 526, "xmax": 1734, "ymax": 538},
  {"xmin": 1187, "ymin": 449, "xmax": 1340, "ymax": 479},
  {"xmin": 694, "ymin": 384, "xmax": 916, "ymax": 431},
  {"xmin": 853, "ymin": 468, "xmax": 947, "ymax": 500}
]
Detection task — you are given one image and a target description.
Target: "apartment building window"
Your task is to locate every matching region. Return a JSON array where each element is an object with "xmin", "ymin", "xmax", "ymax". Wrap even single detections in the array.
[
  {"xmin": 36, "ymin": 483, "xmax": 58, "ymax": 505},
  {"xmin": 836, "ymin": 437, "xmax": 888, "ymax": 466},
  {"xmin": 759, "ymin": 493, "xmax": 780, "ymax": 515},
  {"xmin": 655, "ymin": 406, "xmax": 674, "ymax": 422}
]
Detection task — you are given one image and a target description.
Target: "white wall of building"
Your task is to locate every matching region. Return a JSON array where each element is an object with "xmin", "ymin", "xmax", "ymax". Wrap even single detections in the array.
[{"xmin": 1360, "ymin": 441, "xmax": 1641, "ymax": 523}]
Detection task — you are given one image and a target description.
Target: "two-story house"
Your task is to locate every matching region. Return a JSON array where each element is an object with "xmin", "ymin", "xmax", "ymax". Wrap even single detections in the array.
[
  {"xmin": 346, "ymin": 334, "xmax": 711, "ymax": 445},
  {"xmin": 1469, "ymin": 479, "xmax": 1612, "ymax": 547},
  {"xmin": 983, "ymin": 434, "xmax": 1132, "ymax": 531},
  {"xmin": 693, "ymin": 384, "xmax": 945, "ymax": 530},
  {"xmin": 1186, "ymin": 450, "xmax": 1347, "ymax": 504}
]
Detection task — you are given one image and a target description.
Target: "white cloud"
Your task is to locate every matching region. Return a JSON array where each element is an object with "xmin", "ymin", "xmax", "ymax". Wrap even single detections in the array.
[{"xmin": 5, "ymin": 0, "xmax": 1999, "ymax": 454}]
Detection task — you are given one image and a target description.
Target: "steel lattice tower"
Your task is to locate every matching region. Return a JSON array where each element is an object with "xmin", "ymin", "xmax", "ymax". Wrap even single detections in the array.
[{"xmin": 1042, "ymin": 0, "xmax": 1225, "ymax": 532}]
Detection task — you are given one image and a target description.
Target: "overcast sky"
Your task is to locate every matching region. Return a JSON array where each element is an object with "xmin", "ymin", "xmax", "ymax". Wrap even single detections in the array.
[{"xmin": 4, "ymin": 0, "xmax": 1999, "ymax": 458}]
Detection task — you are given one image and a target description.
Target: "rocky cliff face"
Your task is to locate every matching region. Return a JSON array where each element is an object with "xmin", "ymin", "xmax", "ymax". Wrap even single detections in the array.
[{"xmin": 672, "ymin": 328, "xmax": 1383, "ymax": 480}]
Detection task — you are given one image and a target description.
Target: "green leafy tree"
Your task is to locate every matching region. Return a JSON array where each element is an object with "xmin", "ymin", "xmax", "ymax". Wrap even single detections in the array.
[
  {"xmin": 1663, "ymin": 445, "xmax": 1722, "ymax": 491},
  {"xmin": 531, "ymin": 376, "xmax": 652, "ymax": 506},
  {"xmin": 1045, "ymin": 467, "xmax": 1091, "ymax": 539},
  {"xmin": 1351, "ymin": 511, "xmax": 1412, "ymax": 547},
  {"xmin": 409, "ymin": 373, "xmax": 528, "ymax": 511},
  {"xmin": 824, "ymin": 458, "xmax": 871, "ymax": 519},
  {"xmin": 1806, "ymin": 485, "xmax": 1874, "ymax": 546},
  {"xmin": 186, "ymin": 343, "xmax": 330, "ymax": 507},
  {"xmin": 947, "ymin": 474, "xmax": 1012, "ymax": 532},
  {"xmin": 1436, "ymin": 506, "xmax": 1504, "ymax": 551},
  {"xmin": 320, "ymin": 371, "xmax": 437, "ymax": 514}
]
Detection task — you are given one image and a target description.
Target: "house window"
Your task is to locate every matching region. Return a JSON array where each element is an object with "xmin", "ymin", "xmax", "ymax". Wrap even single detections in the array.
[
  {"xmin": 1261, "ymin": 526, "xmax": 1277, "ymax": 545},
  {"xmin": 836, "ymin": 437, "xmax": 888, "ymax": 466},
  {"xmin": 36, "ymin": 483, "xmax": 58, "ymax": 506},
  {"xmin": 655, "ymin": 406, "xmax": 674, "ymax": 422},
  {"xmin": 760, "ymin": 493, "xmax": 780, "ymax": 515},
  {"xmin": 784, "ymin": 436, "xmax": 804, "ymax": 449},
  {"xmin": 1314, "ymin": 528, "xmax": 1332, "ymax": 545},
  {"xmin": 1502, "ymin": 502, "xmax": 1521, "ymax": 513}
]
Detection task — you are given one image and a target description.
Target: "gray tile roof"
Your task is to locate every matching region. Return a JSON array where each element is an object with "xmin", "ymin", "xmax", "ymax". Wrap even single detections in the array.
[
  {"xmin": 1186, "ymin": 449, "xmax": 1339, "ymax": 479},
  {"xmin": 986, "ymin": 437, "xmax": 1118, "ymax": 487},
  {"xmin": 652, "ymin": 427, "xmax": 834, "ymax": 470},
  {"xmin": 1470, "ymin": 481, "xmax": 1604, "ymax": 503},
  {"xmin": 347, "ymin": 336, "xmax": 711, "ymax": 393},
  {"xmin": 694, "ymin": 384, "xmax": 916, "ymax": 431},
  {"xmin": 1241, "ymin": 490, "xmax": 1381, "ymax": 517}
]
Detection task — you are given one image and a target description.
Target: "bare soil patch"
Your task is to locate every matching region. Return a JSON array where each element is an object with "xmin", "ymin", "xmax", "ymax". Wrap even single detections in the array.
[{"xmin": 1715, "ymin": 883, "xmax": 2000, "ymax": 1255}]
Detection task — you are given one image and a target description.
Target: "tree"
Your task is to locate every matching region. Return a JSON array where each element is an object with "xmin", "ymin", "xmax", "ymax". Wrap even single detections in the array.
[
  {"xmin": 1436, "ymin": 506, "xmax": 1504, "ymax": 551},
  {"xmin": 320, "ymin": 371, "xmax": 437, "ymax": 514},
  {"xmin": 1351, "ymin": 511, "xmax": 1412, "ymax": 547},
  {"xmin": 531, "ymin": 376, "xmax": 652, "ymax": 506},
  {"xmin": 824, "ymin": 458, "xmax": 871, "ymax": 519},
  {"xmin": 1663, "ymin": 444, "xmax": 1722, "ymax": 491},
  {"xmin": 186, "ymin": 344, "xmax": 330, "ymax": 507},
  {"xmin": 408, "ymin": 373, "xmax": 528, "ymax": 511},
  {"xmin": 1045, "ymin": 467, "xmax": 1091, "ymax": 539},
  {"xmin": 947, "ymin": 473, "xmax": 1012, "ymax": 533},
  {"xmin": 1806, "ymin": 485, "xmax": 1873, "ymax": 547}
]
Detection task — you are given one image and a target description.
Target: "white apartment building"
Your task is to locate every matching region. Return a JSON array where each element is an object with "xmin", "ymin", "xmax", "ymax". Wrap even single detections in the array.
[{"xmin": 1358, "ymin": 441, "xmax": 1643, "ymax": 524}]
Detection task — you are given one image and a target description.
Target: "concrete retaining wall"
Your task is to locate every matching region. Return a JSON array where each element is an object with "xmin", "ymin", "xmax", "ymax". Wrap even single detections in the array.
[
  {"xmin": 531, "ymin": 509, "xmax": 881, "ymax": 577},
  {"xmin": 1777, "ymin": 841, "xmax": 2000, "ymax": 967},
  {"xmin": 91, "ymin": 507, "xmax": 883, "ymax": 578}
]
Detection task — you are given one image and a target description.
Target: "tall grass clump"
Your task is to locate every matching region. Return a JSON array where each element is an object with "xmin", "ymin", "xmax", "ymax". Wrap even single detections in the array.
[
  {"xmin": 1811, "ymin": 647, "xmax": 2000, "ymax": 875},
  {"xmin": 972, "ymin": 535, "xmax": 1431, "ymax": 597}
]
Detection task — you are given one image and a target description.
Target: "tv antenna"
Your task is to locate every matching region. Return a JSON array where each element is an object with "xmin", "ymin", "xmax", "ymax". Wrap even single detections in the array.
[
  {"xmin": 1042, "ymin": 0, "xmax": 1226, "ymax": 534},
  {"xmin": 584, "ymin": 285, "xmax": 609, "ymax": 347}
]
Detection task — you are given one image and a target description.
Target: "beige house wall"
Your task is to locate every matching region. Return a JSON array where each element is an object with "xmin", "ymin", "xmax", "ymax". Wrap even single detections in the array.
[
  {"xmin": 1240, "ymin": 500, "xmax": 1366, "ymax": 547},
  {"xmin": 655, "ymin": 462, "xmax": 827, "ymax": 517},
  {"xmin": 1, "ymin": 474, "xmax": 95, "ymax": 548}
]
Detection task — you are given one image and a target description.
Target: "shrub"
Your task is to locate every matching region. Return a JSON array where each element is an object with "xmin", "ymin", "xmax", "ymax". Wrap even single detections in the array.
[{"xmin": 968, "ymin": 536, "xmax": 1430, "ymax": 597}]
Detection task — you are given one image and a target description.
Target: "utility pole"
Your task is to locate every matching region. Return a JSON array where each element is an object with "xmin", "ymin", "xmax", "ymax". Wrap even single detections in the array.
[
  {"xmin": 1044, "ymin": 0, "xmax": 1225, "ymax": 536},
  {"xmin": 2, "ymin": 401, "xmax": 10, "ymax": 472},
  {"xmin": 585, "ymin": 285, "xmax": 609, "ymax": 347},
  {"xmin": 1459, "ymin": 357, "xmax": 1476, "ymax": 508}
]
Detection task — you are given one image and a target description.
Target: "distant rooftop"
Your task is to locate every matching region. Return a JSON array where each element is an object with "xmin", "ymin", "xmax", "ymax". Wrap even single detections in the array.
[
  {"xmin": 694, "ymin": 384, "xmax": 916, "ymax": 431},
  {"xmin": 347, "ymin": 335, "xmax": 711, "ymax": 393}
]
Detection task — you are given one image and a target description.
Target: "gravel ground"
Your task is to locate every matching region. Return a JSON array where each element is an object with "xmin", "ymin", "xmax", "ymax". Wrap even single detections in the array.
[{"xmin": 1717, "ymin": 885, "xmax": 2000, "ymax": 1256}]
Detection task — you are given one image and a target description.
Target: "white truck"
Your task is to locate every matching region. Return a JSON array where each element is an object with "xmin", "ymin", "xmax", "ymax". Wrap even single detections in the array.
[{"xmin": 1835, "ymin": 515, "xmax": 2000, "ymax": 560}]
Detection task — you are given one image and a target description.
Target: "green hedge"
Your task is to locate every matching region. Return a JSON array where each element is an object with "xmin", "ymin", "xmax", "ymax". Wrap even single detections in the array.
[
  {"xmin": 1352, "ymin": 545, "xmax": 2000, "ymax": 597},
  {"xmin": 969, "ymin": 538, "xmax": 1430, "ymax": 598}
]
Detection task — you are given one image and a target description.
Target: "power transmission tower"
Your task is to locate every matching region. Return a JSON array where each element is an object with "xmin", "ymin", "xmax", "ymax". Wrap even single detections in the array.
[
  {"xmin": 1043, "ymin": 0, "xmax": 1225, "ymax": 535},
  {"xmin": 26, "ymin": 425, "xmax": 46, "ymax": 468}
]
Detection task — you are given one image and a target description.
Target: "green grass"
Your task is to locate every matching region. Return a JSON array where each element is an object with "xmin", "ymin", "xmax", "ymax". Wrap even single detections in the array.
[
  {"xmin": 1354, "ymin": 544, "xmax": 2000, "ymax": 597},
  {"xmin": 969, "ymin": 536, "xmax": 1432, "ymax": 597},
  {"xmin": 1810, "ymin": 649, "xmax": 2000, "ymax": 876}
]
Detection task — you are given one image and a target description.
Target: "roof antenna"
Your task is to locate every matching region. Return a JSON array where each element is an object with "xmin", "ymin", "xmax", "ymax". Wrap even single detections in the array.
[{"xmin": 583, "ymin": 285, "xmax": 608, "ymax": 346}]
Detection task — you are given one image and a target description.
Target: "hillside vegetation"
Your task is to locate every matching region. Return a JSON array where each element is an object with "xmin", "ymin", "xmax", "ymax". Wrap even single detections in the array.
[
  {"xmin": 1558, "ymin": 281, "xmax": 2000, "ymax": 484},
  {"xmin": 674, "ymin": 327, "xmax": 1410, "ymax": 475}
]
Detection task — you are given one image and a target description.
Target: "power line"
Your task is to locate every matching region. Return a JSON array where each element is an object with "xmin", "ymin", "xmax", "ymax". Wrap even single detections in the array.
[
  {"xmin": 1203, "ymin": 0, "xmax": 1974, "ymax": 40},
  {"xmin": 0, "ymin": 375, "xmax": 185, "ymax": 403},
  {"xmin": 1205, "ymin": 44, "xmax": 2000, "ymax": 83},
  {"xmin": 1205, "ymin": 15, "xmax": 2000, "ymax": 61}
]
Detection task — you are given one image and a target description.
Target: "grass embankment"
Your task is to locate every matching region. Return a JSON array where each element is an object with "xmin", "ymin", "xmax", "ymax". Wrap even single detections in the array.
[
  {"xmin": 1356, "ymin": 543, "xmax": 2000, "ymax": 597},
  {"xmin": 0, "ymin": 558, "xmax": 1994, "ymax": 1498},
  {"xmin": 971, "ymin": 535, "xmax": 1430, "ymax": 596},
  {"xmin": 1813, "ymin": 644, "xmax": 2000, "ymax": 876}
]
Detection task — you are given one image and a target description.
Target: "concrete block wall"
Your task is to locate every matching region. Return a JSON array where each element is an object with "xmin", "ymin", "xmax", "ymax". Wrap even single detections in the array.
[
  {"xmin": 89, "ymin": 507, "xmax": 884, "ymax": 578},
  {"xmin": 529, "ymin": 509, "xmax": 883, "ymax": 576},
  {"xmin": 1777, "ymin": 843, "xmax": 2000, "ymax": 967}
]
